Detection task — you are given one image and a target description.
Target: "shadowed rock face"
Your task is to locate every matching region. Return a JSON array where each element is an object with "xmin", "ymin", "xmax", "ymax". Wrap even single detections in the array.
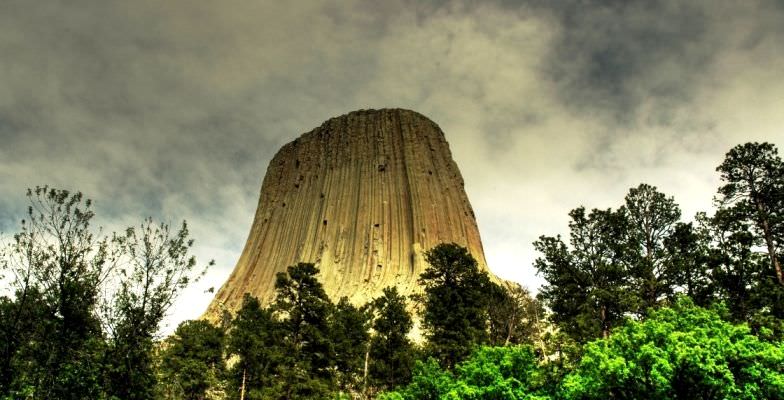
[{"xmin": 205, "ymin": 108, "xmax": 492, "ymax": 317}]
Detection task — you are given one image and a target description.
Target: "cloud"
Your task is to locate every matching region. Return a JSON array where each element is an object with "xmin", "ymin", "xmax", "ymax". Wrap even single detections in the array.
[{"xmin": 1, "ymin": 0, "xmax": 783, "ymax": 332}]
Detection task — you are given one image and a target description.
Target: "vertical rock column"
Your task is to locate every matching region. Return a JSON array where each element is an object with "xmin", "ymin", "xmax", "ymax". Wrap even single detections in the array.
[{"xmin": 205, "ymin": 108, "xmax": 492, "ymax": 317}]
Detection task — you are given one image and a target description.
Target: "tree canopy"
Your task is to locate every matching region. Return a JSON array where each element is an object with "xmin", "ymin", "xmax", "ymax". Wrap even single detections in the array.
[
  {"xmin": 560, "ymin": 299, "xmax": 784, "ymax": 400},
  {"xmin": 419, "ymin": 243, "xmax": 498, "ymax": 368},
  {"xmin": 0, "ymin": 186, "xmax": 210, "ymax": 400},
  {"xmin": 4, "ymin": 141, "xmax": 784, "ymax": 399}
]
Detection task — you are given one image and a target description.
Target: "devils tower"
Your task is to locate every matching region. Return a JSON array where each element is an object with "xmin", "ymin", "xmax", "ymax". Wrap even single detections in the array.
[{"xmin": 205, "ymin": 109, "xmax": 494, "ymax": 317}]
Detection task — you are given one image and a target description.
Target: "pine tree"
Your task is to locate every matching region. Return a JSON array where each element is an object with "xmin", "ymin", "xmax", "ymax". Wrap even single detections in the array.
[
  {"xmin": 663, "ymin": 222, "xmax": 712, "ymax": 306},
  {"xmin": 272, "ymin": 262, "xmax": 334, "ymax": 399},
  {"xmin": 621, "ymin": 184, "xmax": 682, "ymax": 313},
  {"xmin": 225, "ymin": 294, "xmax": 284, "ymax": 399},
  {"xmin": 535, "ymin": 207, "xmax": 636, "ymax": 342},
  {"xmin": 716, "ymin": 142, "xmax": 784, "ymax": 287},
  {"xmin": 699, "ymin": 209, "xmax": 762, "ymax": 322},
  {"xmin": 367, "ymin": 287, "xmax": 415, "ymax": 394},
  {"xmin": 330, "ymin": 297, "xmax": 371, "ymax": 395},
  {"xmin": 160, "ymin": 320, "xmax": 225, "ymax": 400},
  {"xmin": 713, "ymin": 142, "xmax": 784, "ymax": 332},
  {"xmin": 419, "ymin": 243, "xmax": 494, "ymax": 368}
]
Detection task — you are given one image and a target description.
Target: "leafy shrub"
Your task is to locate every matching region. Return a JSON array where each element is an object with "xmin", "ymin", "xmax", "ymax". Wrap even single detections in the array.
[{"xmin": 560, "ymin": 298, "xmax": 784, "ymax": 400}]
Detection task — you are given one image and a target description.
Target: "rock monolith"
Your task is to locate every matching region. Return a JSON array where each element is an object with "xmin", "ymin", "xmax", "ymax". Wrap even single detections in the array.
[{"xmin": 205, "ymin": 109, "xmax": 495, "ymax": 317}]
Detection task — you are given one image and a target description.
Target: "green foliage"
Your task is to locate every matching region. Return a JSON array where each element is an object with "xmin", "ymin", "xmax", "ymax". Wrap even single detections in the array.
[
  {"xmin": 560, "ymin": 298, "xmax": 784, "ymax": 400},
  {"xmin": 330, "ymin": 297, "xmax": 371, "ymax": 394},
  {"xmin": 380, "ymin": 346, "xmax": 550, "ymax": 400},
  {"xmin": 368, "ymin": 287, "xmax": 416, "ymax": 394},
  {"xmin": 225, "ymin": 294, "xmax": 283, "ymax": 399},
  {"xmin": 487, "ymin": 283, "xmax": 546, "ymax": 348},
  {"xmin": 713, "ymin": 142, "xmax": 784, "ymax": 324},
  {"xmin": 105, "ymin": 332, "xmax": 156, "ymax": 400},
  {"xmin": 105, "ymin": 219, "xmax": 211, "ymax": 400},
  {"xmin": 384, "ymin": 301, "xmax": 784, "ymax": 400},
  {"xmin": 662, "ymin": 222, "xmax": 712, "ymax": 306},
  {"xmin": 0, "ymin": 186, "xmax": 210, "ymax": 399},
  {"xmin": 160, "ymin": 320, "xmax": 225, "ymax": 400},
  {"xmin": 273, "ymin": 262, "xmax": 335, "ymax": 399},
  {"xmin": 716, "ymin": 143, "xmax": 784, "ymax": 287},
  {"xmin": 5, "ymin": 142, "xmax": 784, "ymax": 399},
  {"xmin": 378, "ymin": 359, "xmax": 454, "ymax": 400},
  {"xmin": 419, "ymin": 243, "xmax": 495, "ymax": 369},
  {"xmin": 0, "ymin": 287, "xmax": 49, "ymax": 397},
  {"xmin": 535, "ymin": 180, "xmax": 780, "ymax": 344},
  {"xmin": 698, "ymin": 210, "xmax": 766, "ymax": 322},
  {"xmin": 621, "ymin": 184, "xmax": 683, "ymax": 312},
  {"xmin": 0, "ymin": 187, "xmax": 110, "ymax": 399},
  {"xmin": 535, "ymin": 207, "xmax": 635, "ymax": 342},
  {"xmin": 537, "ymin": 330, "xmax": 581, "ymax": 391}
]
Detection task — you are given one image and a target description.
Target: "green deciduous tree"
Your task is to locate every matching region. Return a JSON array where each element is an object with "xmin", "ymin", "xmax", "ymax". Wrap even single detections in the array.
[
  {"xmin": 0, "ymin": 187, "xmax": 113, "ymax": 399},
  {"xmin": 419, "ymin": 243, "xmax": 495, "ymax": 369},
  {"xmin": 105, "ymin": 219, "xmax": 212, "ymax": 400},
  {"xmin": 0, "ymin": 287, "xmax": 52, "ymax": 398},
  {"xmin": 0, "ymin": 186, "xmax": 211, "ymax": 399},
  {"xmin": 560, "ymin": 298, "xmax": 784, "ymax": 400},
  {"xmin": 379, "ymin": 345, "xmax": 550, "ymax": 400}
]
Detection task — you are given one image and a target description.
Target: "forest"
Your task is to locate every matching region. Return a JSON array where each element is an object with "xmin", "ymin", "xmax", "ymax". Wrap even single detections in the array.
[{"xmin": 1, "ymin": 142, "xmax": 783, "ymax": 400}]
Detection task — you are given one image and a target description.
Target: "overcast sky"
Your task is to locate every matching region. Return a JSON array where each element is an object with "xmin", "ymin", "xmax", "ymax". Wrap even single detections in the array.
[{"xmin": 2, "ymin": 0, "xmax": 783, "ymax": 333}]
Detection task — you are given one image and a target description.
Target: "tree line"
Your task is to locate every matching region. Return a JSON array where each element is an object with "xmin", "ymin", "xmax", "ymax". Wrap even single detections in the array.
[
  {"xmin": 158, "ymin": 243, "xmax": 540, "ymax": 399},
  {"xmin": 0, "ymin": 186, "xmax": 212, "ymax": 399},
  {"xmin": 383, "ymin": 141, "xmax": 784, "ymax": 399},
  {"xmin": 0, "ymin": 187, "xmax": 538, "ymax": 399},
  {"xmin": 2, "ymin": 141, "xmax": 784, "ymax": 399},
  {"xmin": 536, "ymin": 142, "xmax": 784, "ymax": 348}
]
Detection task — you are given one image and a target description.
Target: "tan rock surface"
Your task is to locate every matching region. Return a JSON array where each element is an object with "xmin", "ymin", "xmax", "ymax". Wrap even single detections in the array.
[{"xmin": 205, "ymin": 108, "xmax": 496, "ymax": 318}]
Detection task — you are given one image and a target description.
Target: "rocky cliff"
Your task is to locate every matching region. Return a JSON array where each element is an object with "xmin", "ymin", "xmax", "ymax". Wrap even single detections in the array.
[{"xmin": 205, "ymin": 108, "xmax": 494, "ymax": 317}]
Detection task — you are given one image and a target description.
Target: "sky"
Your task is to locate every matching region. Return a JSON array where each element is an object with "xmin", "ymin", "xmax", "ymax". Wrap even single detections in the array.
[{"xmin": 1, "ymin": 0, "xmax": 783, "ymax": 333}]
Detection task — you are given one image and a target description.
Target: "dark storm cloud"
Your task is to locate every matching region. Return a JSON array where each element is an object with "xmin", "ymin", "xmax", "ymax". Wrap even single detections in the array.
[
  {"xmin": 551, "ymin": 2, "xmax": 711, "ymax": 116},
  {"xmin": 531, "ymin": 0, "xmax": 784, "ymax": 171},
  {"xmin": 1, "ymin": 0, "xmax": 783, "ymax": 330},
  {"xmin": 0, "ymin": 1, "xmax": 376, "ymax": 223}
]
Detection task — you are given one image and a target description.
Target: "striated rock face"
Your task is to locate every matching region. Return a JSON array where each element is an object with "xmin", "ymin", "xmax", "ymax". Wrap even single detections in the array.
[{"xmin": 205, "ymin": 109, "xmax": 494, "ymax": 317}]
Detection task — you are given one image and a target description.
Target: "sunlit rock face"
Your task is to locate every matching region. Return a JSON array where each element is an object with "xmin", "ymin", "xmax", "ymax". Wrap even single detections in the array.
[{"xmin": 205, "ymin": 108, "xmax": 493, "ymax": 317}]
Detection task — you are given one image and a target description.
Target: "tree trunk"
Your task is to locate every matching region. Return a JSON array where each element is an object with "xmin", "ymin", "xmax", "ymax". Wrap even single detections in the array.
[
  {"xmin": 533, "ymin": 308, "xmax": 547, "ymax": 358},
  {"xmin": 600, "ymin": 305, "xmax": 609, "ymax": 339},
  {"xmin": 760, "ymin": 216, "xmax": 784, "ymax": 286},
  {"xmin": 240, "ymin": 368, "xmax": 246, "ymax": 400},
  {"xmin": 754, "ymin": 199, "xmax": 784, "ymax": 287},
  {"xmin": 362, "ymin": 342, "xmax": 371, "ymax": 398},
  {"xmin": 504, "ymin": 318, "xmax": 515, "ymax": 346}
]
